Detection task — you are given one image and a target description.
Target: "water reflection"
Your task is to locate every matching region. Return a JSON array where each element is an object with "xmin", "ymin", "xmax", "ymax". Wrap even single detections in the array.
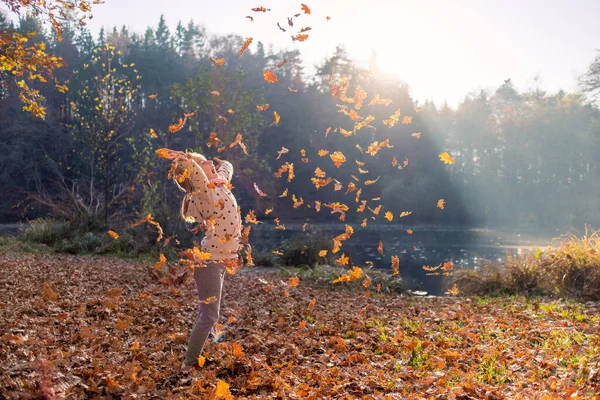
[{"xmin": 251, "ymin": 223, "xmax": 553, "ymax": 295}]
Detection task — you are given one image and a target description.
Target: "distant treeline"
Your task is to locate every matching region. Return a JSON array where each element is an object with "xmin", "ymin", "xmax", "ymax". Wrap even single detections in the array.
[{"xmin": 1, "ymin": 14, "xmax": 599, "ymax": 233}]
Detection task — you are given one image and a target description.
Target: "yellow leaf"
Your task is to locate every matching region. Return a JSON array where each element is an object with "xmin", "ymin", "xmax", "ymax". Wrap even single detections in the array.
[
  {"xmin": 439, "ymin": 152, "xmax": 455, "ymax": 164},
  {"xmin": 274, "ymin": 111, "xmax": 280, "ymax": 125},
  {"xmin": 384, "ymin": 211, "xmax": 393, "ymax": 222},
  {"xmin": 107, "ymin": 230, "xmax": 119, "ymax": 239}
]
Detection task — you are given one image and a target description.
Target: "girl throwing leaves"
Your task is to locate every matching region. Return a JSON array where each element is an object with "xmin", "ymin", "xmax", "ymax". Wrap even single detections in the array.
[{"xmin": 160, "ymin": 149, "xmax": 241, "ymax": 372}]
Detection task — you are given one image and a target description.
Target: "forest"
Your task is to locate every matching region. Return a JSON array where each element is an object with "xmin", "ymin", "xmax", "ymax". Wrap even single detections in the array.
[{"xmin": 2, "ymin": 12, "xmax": 599, "ymax": 235}]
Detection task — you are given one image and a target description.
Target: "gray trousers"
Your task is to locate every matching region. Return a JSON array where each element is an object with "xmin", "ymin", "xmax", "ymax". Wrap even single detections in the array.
[{"xmin": 184, "ymin": 262, "xmax": 225, "ymax": 366}]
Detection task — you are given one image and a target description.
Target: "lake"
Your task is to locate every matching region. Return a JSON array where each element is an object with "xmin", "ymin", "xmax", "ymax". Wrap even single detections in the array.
[
  {"xmin": 250, "ymin": 223, "xmax": 555, "ymax": 295},
  {"xmin": 0, "ymin": 222, "xmax": 555, "ymax": 295}
]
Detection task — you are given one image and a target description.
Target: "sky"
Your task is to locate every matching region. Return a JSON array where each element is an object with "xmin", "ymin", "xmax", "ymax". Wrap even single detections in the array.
[{"xmin": 36, "ymin": 0, "xmax": 600, "ymax": 106}]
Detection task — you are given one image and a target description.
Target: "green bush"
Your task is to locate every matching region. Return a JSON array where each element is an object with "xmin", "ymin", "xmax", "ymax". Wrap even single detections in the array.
[
  {"xmin": 20, "ymin": 218, "xmax": 71, "ymax": 246},
  {"xmin": 253, "ymin": 251, "xmax": 279, "ymax": 267},
  {"xmin": 280, "ymin": 234, "xmax": 335, "ymax": 268}
]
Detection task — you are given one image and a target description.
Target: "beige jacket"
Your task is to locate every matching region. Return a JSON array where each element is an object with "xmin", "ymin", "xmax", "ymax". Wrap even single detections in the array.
[{"xmin": 178, "ymin": 158, "xmax": 241, "ymax": 260}]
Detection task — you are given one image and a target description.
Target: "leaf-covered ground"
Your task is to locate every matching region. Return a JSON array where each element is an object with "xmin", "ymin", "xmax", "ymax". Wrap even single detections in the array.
[{"xmin": 1, "ymin": 253, "xmax": 599, "ymax": 399}]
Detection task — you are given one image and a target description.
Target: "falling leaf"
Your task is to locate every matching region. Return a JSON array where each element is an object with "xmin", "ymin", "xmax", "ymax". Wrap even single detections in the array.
[
  {"xmin": 364, "ymin": 176, "xmax": 380, "ymax": 186},
  {"xmin": 318, "ymin": 149, "xmax": 329, "ymax": 157},
  {"xmin": 211, "ymin": 90, "xmax": 220, "ymax": 96},
  {"xmin": 210, "ymin": 57, "xmax": 225, "ymax": 66},
  {"xmin": 148, "ymin": 94, "xmax": 157, "ymax": 99},
  {"xmin": 330, "ymin": 151, "xmax": 346, "ymax": 168},
  {"xmin": 447, "ymin": 283, "xmax": 459, "ymax": 296},
  {"xmin": 263, "ymin": 70, "xmax": 279, "ymax": 84},
  {"xmin": 279, "ymin": 188, "xmax": 288, "ymax": 197},
  {"xmin": 276, "ymin": 147, "xmax": 289, "ymax": 160},
  {"xmin": 277, "ymin": 58, "xmax": 288, "ymax": 68},
  {"xmin": 207, "ymin": 132, "xmax": 220, "ymax": 148},
  {"xmin": 287, "ymin": 277, "xmax": 299, "ymax": 287},
  {"xmin": 154, "ymin": 254, "xmax": 167, "ymax": 271},
  {"xmin": 412, "ymin": 132, "xmax": 421, "ymax": 139},
  {"xmin": 391, "ymin": 255, "xmax": 400, "ymax": 275},
  {"xmin": 246, "ymin": 15, "xmax": 254, "ymax": 22},
  {"xmin": 319, "ymin": 250, "xmax": 328, "ymax": 257},
  {"xmin": 229, "ymin": 133, "xmax": 248, "ymax": 154},
  {"xmin": 336, "ymin": 253, "xmax": 349, "ymax": 266},
  {"xmin": 253, "ymin": 182, "xmax": 268, "ymax": 197},
  {"xmin": 238, "ymin": 37, "xmax": 253, "ymax": 58},
  {"xmin": 402, "ymin": 116, "xmax": 412, "ymax": 124},
  {"xmin": 406, "ymin": 229, "xmax": 413, "ymax": 235},
  {"xmin": 437, "ymin": 199, "xmax": 445, "ymax": 210},
  {"xmin": 274, "ymin": 111, "xmax": 281, "ymax": 125},
  {"xmin": 333, "ymin": 266, "xmax": 363, "ymax": 284},
  {"xmin": 384, "ymin": 212, "xmax": 393, "ymax": 222},
  {"xmin": 292, "ymin": 34, "xmax": 309, "ymax": 42},
  {"xmin": 368, "ymin": 94, "xmax": 392, "ymax": 106},
  {"xmin": 107, "ymin": 230, "xmax": 119, "ymax": 239},
  {"xmin": 382, "ymin": 109, "xmax": 401, "ymax": 128},
  {"xmin": 399, "ymin": 211, "xmax": 412, "ymax": 218},
  {"xmin": 301, "ymin": 3, "xmax": 311, "ymax": 14},
  {"xmin": 251, "ymin": 6, "xmax": 268, "ymax": 12},
  {"xmin": 198, "ymin": 296, "xmax": 217, "ymax": 304},
  {"xmin": 439, "ymin": 152, "xmax": 455, "ymax": 164},
  {"xmin": 253, "ymin": 104, "xmax": 269, "ymax": 113},
  {"xmin": 377, "ymin": 241, "xmax": 384, "ymax": 255}
]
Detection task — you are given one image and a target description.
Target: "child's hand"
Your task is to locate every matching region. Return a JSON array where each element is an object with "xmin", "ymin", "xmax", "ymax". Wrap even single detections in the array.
[{"xmin": 212, "ymin": 157, "xmax": 224, "ymax": 168}]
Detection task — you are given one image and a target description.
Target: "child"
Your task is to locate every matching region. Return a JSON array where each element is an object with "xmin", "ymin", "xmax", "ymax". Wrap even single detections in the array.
[{"xmin": 170, "ymin": 151, "xmax": 241, "ymax": 372}]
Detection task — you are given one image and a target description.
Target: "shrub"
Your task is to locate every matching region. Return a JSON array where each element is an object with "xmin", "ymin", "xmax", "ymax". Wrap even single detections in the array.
[
  {"xmin": 279, "ymin": 234, "xmax": 335, "ymax": 268},
  {"xmin": 20, "ymin": 218, "xmax": 71, "ymax": 246},
  {"xmin": 453, "ymin": 228, "xmax": 600, "ymax": 301}
]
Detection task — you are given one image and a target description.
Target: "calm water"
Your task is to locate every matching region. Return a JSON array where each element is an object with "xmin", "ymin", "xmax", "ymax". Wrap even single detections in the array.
[
  {"xmin": 250, "ymin": 223, "xmax": 554, "ymax": 295},
  {"xmin": 0, "ymin": 222, "xmax": 554, "ymax": 295}
]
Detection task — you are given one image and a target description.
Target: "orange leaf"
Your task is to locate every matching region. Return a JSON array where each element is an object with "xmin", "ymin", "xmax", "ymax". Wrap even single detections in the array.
[
  {"xmin": 148, "ymin": 94, "xmax": 157, "ymax": 99},
  {"xmin": 287, "ymin": 276, "xmax": 299, "ymax": 287},
  {"xmin": 437, "ymin": 199, "xmax": 445, "ymax": 210},
  {"xmin": 212, "ymin": 380, "xmax": 234, "ymax": 400},
  {"xmin": 439, "ymin": 152, "xmax": 455, "ymax": 164},
  {"xmin": 253, "ymin": 182, "xmax": 268, "ymax": 197},
  {"xmin": 256, "ymin": 103, "xmax": 270, "ymax": 111},
  {"xmin": 391, "ymin": 255, "xmax": 400, "ymax": 275},
  {"xmin": 412, "ymin": 132, "xmax": 421, "ymax": 139},
  {"xmin": 377, "ymin": 241, "xmax": 384, "ymax": 255},
  {"xmin": 198, "ymin": 296, "xmax": 217, "ymax": 304},
  {"xmin": 318, "ymin": 250, "xmax": 327, "ymax": 257},
  {"xmin": 402, "ymin": 116, "xmax": 412, "ymax": 124},
  {"xmin": 276, "ymin": 146, "xmax": 289, "ymax": 160},
  {"xmin": 330, "ymin": 151, "xmax": 346, "ymax": 168},
  {"xmin": 406, "ymin": 229, "xmax": 413, "ymax": 235},
  {"xmin": 238, "ymin": 37, "xmax": 253, "ymax": 58},
  {"xmin": 274, "ymin": 111, "xmax": 280, "ymax": 125},
  {"xmin": 301, "ymin": 3, "xmax": 311, "ymax": 14},
  {"xmin": 210, "ymin": 57, "xmax": 224, "ymax": 66},
  {"xmin": 447, "ymin": 283, "xmax": 459, "ymax": 296},
  {"xmin": 263, "ymin": 70, "xmax": 279, "ymax": 84},
  {"xmin": 336, "ymin": 253, "xmax": 349, "ymax": 266},
  {"xmin": 384, "ymin": 211, "xmax": 393, "ymax": 222}
]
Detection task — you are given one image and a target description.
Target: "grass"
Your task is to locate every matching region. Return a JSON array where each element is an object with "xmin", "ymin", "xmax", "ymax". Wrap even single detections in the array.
[{"xmin": 453, "ymin": 228, "xmax": 600, "ymax": 301}]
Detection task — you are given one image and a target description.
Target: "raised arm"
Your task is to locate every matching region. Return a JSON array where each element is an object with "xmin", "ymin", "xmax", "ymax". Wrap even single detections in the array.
[
  {"xmin": 176, "ymin": 156, "xmax": 210, "ymax": 191},
  {"xmin": 216, "ymin": 159, "xmax": 234, "ymax": 181}
]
